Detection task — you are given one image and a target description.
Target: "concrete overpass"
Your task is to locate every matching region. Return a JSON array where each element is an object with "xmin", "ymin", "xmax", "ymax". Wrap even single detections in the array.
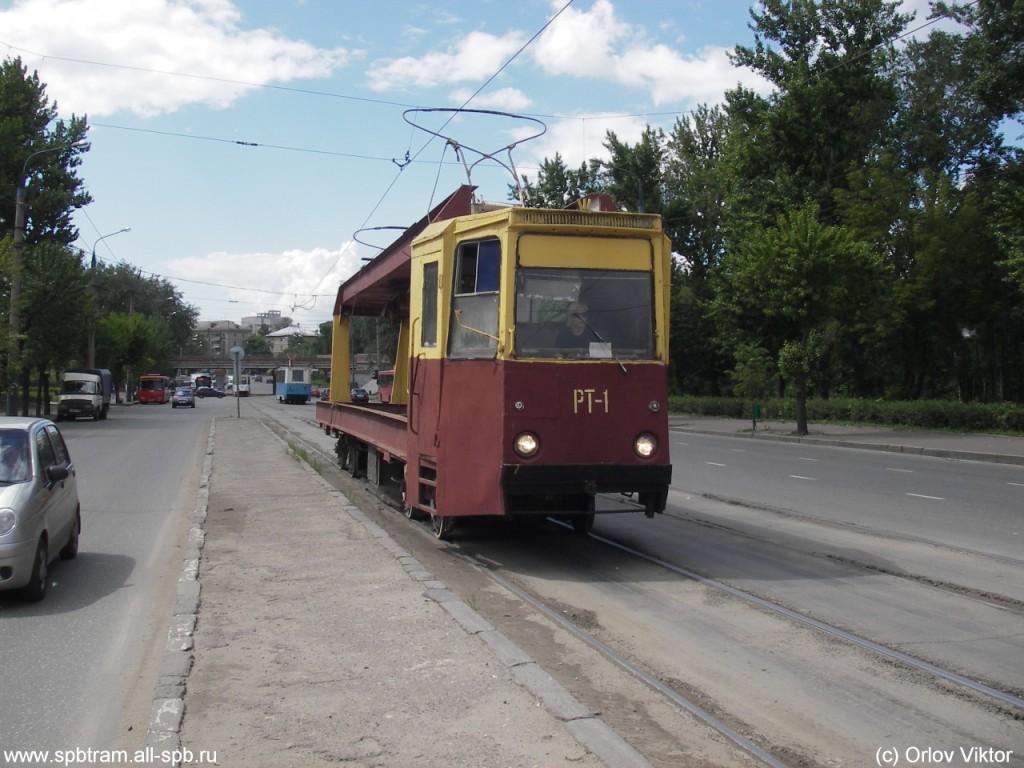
[{"xmin": 172, "ymin": 355, "xmax": 331, "ymax": 372}]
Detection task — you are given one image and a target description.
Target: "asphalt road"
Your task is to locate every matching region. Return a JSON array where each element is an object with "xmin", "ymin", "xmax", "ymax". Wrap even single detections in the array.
[
  {"xmin": 668, "ymin": 431, "xmax": 1024, "ymax": 561},
  {"xmin": 0, "ymin": 402, "xmax": 210, "ymax": 757}
]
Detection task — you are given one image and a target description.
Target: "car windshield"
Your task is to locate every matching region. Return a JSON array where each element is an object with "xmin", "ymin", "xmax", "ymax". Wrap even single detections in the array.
[
  {"xmin": 175, "ymin": 389, "xmax": 192, "ymax": 396},
  {"xmin": 514, "ymin": 268, "xmax": 655, "ymax": 360},
  {"xmin": 0, "ymin": 429, "xmax": 31, "ymax": 484},
  {"xmin": 139, "ymin": 379, "xmax": 163, "ymax": 389},
  {"xmin": 62, "ymin": 380, "xmax": 97, "ymax": 394}
]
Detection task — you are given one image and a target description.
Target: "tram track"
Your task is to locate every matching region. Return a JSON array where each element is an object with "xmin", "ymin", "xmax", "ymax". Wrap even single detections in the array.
[
  {"xmin": 574, "ymin": 524, "xmax": 1024, "ymax": 713},
  {"xmin": 260, "ymin": 410, "xmax": 1023, "ymax": 766}
]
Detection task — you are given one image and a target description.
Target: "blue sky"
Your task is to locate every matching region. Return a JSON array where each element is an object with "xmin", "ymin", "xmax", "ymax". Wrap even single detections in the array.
[{"xmin": 0, "ymin": 0, "xmax": 935, "ymax": 326}]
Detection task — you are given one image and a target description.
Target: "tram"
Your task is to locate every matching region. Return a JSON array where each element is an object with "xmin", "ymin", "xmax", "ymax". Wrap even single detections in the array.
[
  {"xmin": 276, "ymin": 365, "xmax": 312, "ymax": 404},
  {"xmin": 316, "ymin": 186, "xmax": 672, "ymax": 539}
]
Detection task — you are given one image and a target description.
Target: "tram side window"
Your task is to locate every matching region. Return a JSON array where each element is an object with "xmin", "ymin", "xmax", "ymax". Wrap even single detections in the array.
[
  {"xmin": 421, "ymin": 262, "xmax": 438, "ymax": 347},
  {"xmin": 449, "ymin": 239, "xmax": 500, "ymax": 359}
]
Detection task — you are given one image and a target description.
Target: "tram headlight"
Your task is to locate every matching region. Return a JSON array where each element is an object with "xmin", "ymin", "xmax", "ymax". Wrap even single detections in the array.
[
  {"xmin": 514, "ymin": 432, "xmax": 540, "ymax": 458},
  {"xmin": 634, "ymin": 433, "xmax": 657, "ymax": 458}
]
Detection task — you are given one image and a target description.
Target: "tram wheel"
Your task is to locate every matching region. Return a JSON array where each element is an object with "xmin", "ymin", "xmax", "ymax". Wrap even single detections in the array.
[{"xmin": 430, "ymin": 513, "xmax": 454, "ymax": 541}]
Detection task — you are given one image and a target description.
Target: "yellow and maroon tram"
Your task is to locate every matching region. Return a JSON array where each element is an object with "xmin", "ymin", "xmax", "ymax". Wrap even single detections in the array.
[{"xmin": 316, "ymin": 186, "xmax": 672, "ymax": 539}]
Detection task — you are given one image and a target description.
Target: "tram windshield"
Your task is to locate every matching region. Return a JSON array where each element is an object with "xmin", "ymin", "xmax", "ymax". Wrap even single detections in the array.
[{"xmin": 514, "ymin": 268, "xmax": 655, "ymax": 360}]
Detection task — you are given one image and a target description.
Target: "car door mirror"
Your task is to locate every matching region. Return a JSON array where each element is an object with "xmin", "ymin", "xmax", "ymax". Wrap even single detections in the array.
[{"xmin": 47, "ymin": 465, "xmax": 70, "ymax": 484}]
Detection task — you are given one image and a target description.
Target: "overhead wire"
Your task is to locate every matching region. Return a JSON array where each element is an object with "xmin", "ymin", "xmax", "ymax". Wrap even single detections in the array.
[{"xmin": 309, "ymin": 0, "xmax": 578, "ymax": 294}]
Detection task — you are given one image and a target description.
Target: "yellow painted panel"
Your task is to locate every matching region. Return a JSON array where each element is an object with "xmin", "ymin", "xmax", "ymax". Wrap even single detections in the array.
[
  {"xmin": 391, "ymin": 319, "xmax": 410, "ymax": 405},
  {"xmin": 517, "ymin": 233, "xmax": 652, "ymax": 270},
  {"xmin": 329, "ymin": 314, "xmax": 350, "ymax": 403}
]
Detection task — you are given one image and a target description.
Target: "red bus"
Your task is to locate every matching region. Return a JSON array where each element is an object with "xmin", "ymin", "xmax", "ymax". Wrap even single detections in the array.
[
  {"xmin": 138, "ymin": 374, "xmax": 171, "ymax": 404},
  {"xmin": 376, "ymin": 369, "xmax": 395, "ymax": 403}
]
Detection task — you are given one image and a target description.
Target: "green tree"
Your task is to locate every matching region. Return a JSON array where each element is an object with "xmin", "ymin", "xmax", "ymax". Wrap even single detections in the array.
[
  {"xmin": 602, "ymin": 127, "xmax": 665, "ymax": 214},
  {"xmin": 20, "ymin": 241, "xmax": 89, "ymax": 414},
  {"xmin": 518, "ymin": 154, "xmax": 604, "ymax": 208},
  {"xmin": 0, "ymin": 57, "xmax": 91, "ymax": 246},
  {"xmin": 713, "ymin": 204, "xmax": 889, "ymax": 434},
  {"xmin": 728, "ymin": 0, "xmax": 909, "ymax": 224},
  {"xmin": 244, "ymin": 334, "xmax": 271, "ymax": 356},
  {"xmin": 97, "ymin": 312, "xmax": 166, "ymax": 394}
]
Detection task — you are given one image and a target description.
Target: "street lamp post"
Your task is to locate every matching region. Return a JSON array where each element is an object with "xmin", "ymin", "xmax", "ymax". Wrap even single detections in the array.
[
  {"xmin": 7, "ymin": 142, "xmax": 83, "ymax": 416},
  {"xmin": 86, "ymin": 227, "xmax": 131, "ymax": 369}
]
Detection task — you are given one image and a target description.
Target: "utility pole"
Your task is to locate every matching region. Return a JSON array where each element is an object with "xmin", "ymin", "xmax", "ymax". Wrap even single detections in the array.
[{"xmin": 87, "ymin": 226, "xmax": 131, "ymax": 368}]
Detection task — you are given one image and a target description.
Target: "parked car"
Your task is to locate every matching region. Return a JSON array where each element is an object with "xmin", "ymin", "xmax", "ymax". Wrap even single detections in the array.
[
  {"xmin": 171, "ymin": 387, "xmax": 196, "ymax": 408},
  {"xmin": 350, "ymin": 387, "xmax": 369, "ymax": 403},
  {"xmin": 310, "ymin": 386, "xmax": 321, "ymax": 399},
  {"xmin": 195, "ymin": 386, "xmax": 226, "ymax": 399},
  {"xmin": 0, "ymin": 418, "xmax": 80, "ymax": 601}
]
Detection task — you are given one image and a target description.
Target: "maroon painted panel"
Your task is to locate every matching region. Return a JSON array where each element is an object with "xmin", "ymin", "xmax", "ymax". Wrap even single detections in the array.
[
  {"xmin": 436, "ymin": 360, "xmax": 505, "ymax": 517},
  {"xmin": 502, "ymin": 361, "xmax": 669, "ymax": 466}
]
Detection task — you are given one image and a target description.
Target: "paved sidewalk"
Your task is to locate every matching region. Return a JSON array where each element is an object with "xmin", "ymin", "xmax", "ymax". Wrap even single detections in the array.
[
  {"xmin": 173, "ymin": 416, "xmax": 643, "ymax": 768},
  {"xmin": 668, "ymin": 414, "xmax": 1024, "ymax": 466}
]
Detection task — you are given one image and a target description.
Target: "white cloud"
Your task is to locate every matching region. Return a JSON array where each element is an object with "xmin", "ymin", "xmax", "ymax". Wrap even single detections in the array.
[
  {"xmin": 616, "ymin": 44, "xmax": 770, "ymax": 106},
  {"xmin": 522, "ymin": 113, "xmax": 651, "ymax": 168},
  {"xmin": 169, "ymin": 242, "xmax": 362, "ymax": 321},
  {"xmin": 449, "ymin": 87, "xmax": 532, "ymax": 111},
  {"xmin": 366, "ymin": 29, "xmax": 526, "ymax": 91},
  {"xmin": 529, "ymin": 0, "xmax": 630, "ymax": 76},
  {"xmin": 531, "ymin": 1, "xmax": 769, "ymax": 104},
  {"xmin": 0, "ymin": 0, "xmax": 353, "ymax": 117}
]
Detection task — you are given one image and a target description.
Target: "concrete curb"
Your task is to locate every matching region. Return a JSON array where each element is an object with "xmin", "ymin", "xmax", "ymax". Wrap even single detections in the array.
[
  {"xmin": 266, "ymin": 421, "xmax": 652, "ymax": 768},
  {"xmin": 144, "ymin": 419, "xmax": 215, "ymax": 763},
  {"xmin": 669, "ymin": 425, "xmax": 1024, "ymax": 466}
]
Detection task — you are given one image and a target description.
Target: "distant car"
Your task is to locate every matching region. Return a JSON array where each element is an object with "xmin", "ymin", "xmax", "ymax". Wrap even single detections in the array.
[
  {"xmin": 171, "ymin": 387, "xmax": 196, "ymax": 408},
  {"xmin": 195, "ymin": 387, "xmax": 225, "ymax": 399},
  {"xmin": 0, "ymin": 418, "xmax": 80, "ymax": 601},
  {"xmin": 311, "ymin": 386, "xmax": 321, "ymax": 399},
  {"xmin": 350, "ymin": 387, "xmax": 369, "ymax": 403}
]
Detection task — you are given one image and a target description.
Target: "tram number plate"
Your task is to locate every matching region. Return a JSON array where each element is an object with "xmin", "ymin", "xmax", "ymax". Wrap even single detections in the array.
[{"xmin": 572, "ymin": 388, "xmax": 609, "ymax": 414}]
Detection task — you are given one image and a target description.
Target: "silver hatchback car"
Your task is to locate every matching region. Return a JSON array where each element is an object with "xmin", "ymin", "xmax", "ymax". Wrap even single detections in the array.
[{"xmin": 0, "ymin": 418, "xmax": 80, "ymax": 601}]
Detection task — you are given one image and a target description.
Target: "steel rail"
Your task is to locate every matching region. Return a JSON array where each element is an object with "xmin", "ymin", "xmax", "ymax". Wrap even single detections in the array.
[
  {"xmin": 585, "ymin": 528, "xmax": 1024, "ymax": 712},
  {"xmin": 465, "ymin": 553, "xmax": 791, "ymax": 768}
]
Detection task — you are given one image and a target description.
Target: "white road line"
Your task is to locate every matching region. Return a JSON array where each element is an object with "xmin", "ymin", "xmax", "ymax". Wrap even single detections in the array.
[
  {"xmin": 705, "ymin": 462, "xmax": 727, "ymax": 467},
  {"xmin": 798, "ymin": 457, "xmax": 819, "ymax": 462},
  {"xmin": 1008, "ymin": 482, "xmax": 1024, "ymax": 488},
  {"xmin": 886, "ymin": 468, "xmax": 914, "ymax": 473},
  {"xmin": 788, "ymin": 475, "xmax": 816, "ymax": 481},
  {"xmin": 731, "ymin": 448, "xmax": 747, "ymax": 453},
  {"xmin": 907, "ymin": 493, "xmax": 945, "ymax": 501}
]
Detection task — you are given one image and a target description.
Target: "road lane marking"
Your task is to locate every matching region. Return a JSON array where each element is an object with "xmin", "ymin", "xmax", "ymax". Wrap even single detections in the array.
[
  {"xmin": 907, "ymin": 493, "xmax": 945, "ymax": 501},
  {"xmin": 798, "ymin": 457, "xmax": 819, "ymax": 462},
  {"xmin": 731, "ymin": 448, "xmax": 747, "ymax": 453},
  {"xmin": 886, "ymin": 467, "xmax": 914, "ymax": 473},
  {"xmin": 788, "ymin": 475, "xmax": 815, "ymax": 481},
  {"xmin": 1008, "ymin": 482, "xmax": 1024, "ymax": 487},
  {"xmin": 705, "ymin": 462, "xmax": 727, "ymax": 467}
]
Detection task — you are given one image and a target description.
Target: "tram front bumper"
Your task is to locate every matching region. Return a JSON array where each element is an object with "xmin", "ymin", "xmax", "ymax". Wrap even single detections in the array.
[{"xmin": 500, "ymin": 464, "xmax": 671, "ymax": 517}]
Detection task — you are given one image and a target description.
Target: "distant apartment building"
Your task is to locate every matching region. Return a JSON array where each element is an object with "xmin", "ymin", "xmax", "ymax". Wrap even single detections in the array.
[
  {"xmin": 194, "ymin": 320, "xmax": 249, "ymax": 356},
  {"xmin": 240, "ymin": 310, "xmax": 291, "ymax": 334},
  {"xmin": 265, "ymin": 324, "xmax": 319, "ymax": 355}
]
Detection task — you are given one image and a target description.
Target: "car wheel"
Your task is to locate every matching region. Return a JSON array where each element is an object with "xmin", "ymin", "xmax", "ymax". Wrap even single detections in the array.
[
  {"xmin": 60, "ymin": 509, "xmax": 81, "ymax": 560},
  {"xmin": 23, "ymin": 538, "xmax": 48, "ymax": 602},
  {"xmin": 191, "ymin": 402, "xmax": 195, "ymax": 408}
]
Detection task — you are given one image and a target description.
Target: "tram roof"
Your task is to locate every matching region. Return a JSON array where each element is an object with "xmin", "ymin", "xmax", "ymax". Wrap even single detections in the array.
[{"xmin": 333, "ymin": 185, "xmax": 476, "ymax": 317}]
